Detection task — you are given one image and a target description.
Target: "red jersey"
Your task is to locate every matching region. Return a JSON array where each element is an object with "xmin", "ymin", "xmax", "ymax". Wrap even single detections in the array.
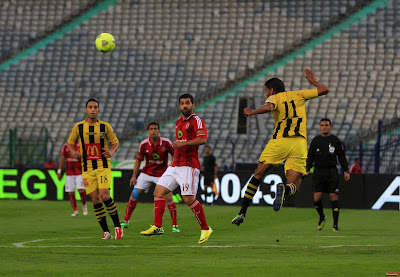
[
  {"xmin": 172, "ymin": 113, "xmax": 207, "ymax": 170},
  {"xmin": 349, "ymin": 163, "xmax": 363, "ymax": 174},
  {"xmin": 61, "ymin": 143, "xmax": 82, "ymax": 176},
  {"xmin": 137, "ymin": 136, "xmax": 174, "ymax": 177}
]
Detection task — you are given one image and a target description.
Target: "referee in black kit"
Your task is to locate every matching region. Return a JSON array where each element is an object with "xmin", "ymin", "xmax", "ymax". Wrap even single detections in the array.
[{"xmin": 306, "ymin": 118, "xmax": 350, "ymax": 232}]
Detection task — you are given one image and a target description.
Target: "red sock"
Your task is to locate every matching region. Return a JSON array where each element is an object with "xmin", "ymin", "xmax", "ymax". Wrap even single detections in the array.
[
  {"xmin": 154, "ymin": 197, "xmax": 166, "ymax": 227},
  {"xmin": 79, "ymin": 190, "xmax": 87, "ymax": 205},
  {"xmin": 167, "ymin": 201, "xmax": 178, "ymax": 226},
  {"xmin": 124, "ymin": 197, "xmax": 137, "ymax": 222},
  {"xmin": 189, "ymin": 200, "xmax": 209, "ymax": 230},
  {"xmin": 69, "ymin": 193, "xmax": 77, "ymax": 211}
]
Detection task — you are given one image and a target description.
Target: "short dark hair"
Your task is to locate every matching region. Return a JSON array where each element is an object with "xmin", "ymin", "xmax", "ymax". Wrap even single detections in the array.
[
  {"xmin": 205, "ymin": 145, "xmax": 211, "ymax": 150},
  {"xmin": 320, "ymin": 117, "xmax": 332, "ymax": 126},
  {"xmin": 265, "ymin": 78, "xmax": 285, "ymax": 94},
  {"xmin": 86, "ymin": 98, "xmax": 99, "ymax": 108},
  {"xmin": 179, "ymin": 93, "xmax": 194, "ymax": 104},
  {"xmin": 147, "ymin": 122, "xmax": 160, "ymax": 130},
  {"xmin": 355, "ymin": 157, "xmax": 360, "ymax": 162}
]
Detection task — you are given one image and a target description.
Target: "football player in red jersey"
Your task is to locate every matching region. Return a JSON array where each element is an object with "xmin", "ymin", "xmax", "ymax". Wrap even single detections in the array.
[
  {"xmin": 141, "ymin": 94, "xmax": 212, "ymax": 244},
  {"xmin": 58, "ymin": 142, "xmax": 88, "ymax": 216},
  {"xmin": 121, "ymin": 122, "xmax": 179, "ymax": 232}
]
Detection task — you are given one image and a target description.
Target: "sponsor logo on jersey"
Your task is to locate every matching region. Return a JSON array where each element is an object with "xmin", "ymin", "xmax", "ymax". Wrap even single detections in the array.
[{"xmin": 85, "ymin": 143, "xmax": 102, "ymax": 160}]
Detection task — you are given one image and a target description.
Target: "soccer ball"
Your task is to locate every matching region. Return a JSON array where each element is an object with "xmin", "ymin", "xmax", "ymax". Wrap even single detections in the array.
[{"xmin": 95, "ymin": 33, "xmax": 116, "ymax": 53}]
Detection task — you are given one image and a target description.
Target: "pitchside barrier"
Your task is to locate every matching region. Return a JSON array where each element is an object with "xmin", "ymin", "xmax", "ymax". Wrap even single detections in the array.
[{"xmin": 0, "ymin": 167, "xmax": 399, "ymax": 210}]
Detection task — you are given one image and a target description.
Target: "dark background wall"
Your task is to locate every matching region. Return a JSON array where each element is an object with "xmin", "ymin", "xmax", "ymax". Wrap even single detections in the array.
[{"xmin": 0, "ymin": 167, "xmax": 398, "ymax": 210}]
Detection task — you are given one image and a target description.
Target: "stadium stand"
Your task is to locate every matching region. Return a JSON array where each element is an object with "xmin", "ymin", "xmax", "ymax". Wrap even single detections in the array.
[{"xmin": 1, "ymin": 0, "xmax": 399, "ymax": 173}]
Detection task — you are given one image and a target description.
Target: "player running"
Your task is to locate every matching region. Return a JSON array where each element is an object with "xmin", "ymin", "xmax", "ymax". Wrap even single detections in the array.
[
  {"xmin": 232, "ymin": 68, "xmax": 329, "ymax": 226},
  {"xmin": 121, "ymin": 122, "xmax": 179, "ymax": 232}
]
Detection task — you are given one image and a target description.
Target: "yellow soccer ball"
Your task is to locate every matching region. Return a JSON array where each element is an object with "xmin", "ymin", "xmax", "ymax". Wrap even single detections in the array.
[{"xmin": 95, "ymin": 33, "xmax": 116, "ymax": 53}]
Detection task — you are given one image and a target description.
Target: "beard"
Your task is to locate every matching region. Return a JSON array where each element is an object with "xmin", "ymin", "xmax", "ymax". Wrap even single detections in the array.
[{"xmin": 180, "ymin": 108, "xmax": 192, "ymax": 117}]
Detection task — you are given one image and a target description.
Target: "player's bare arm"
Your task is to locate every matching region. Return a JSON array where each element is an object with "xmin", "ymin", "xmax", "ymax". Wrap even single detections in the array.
[
  {"xmin": 102, "ymin": 142, "xmax": 120, "ymax": 158},
  {"xmin": 67, "ymin": 143, "xmax": 81, "ymax": 159},
  {"xmin": 57, "ymin": 155, "xmax": 65, "ymax": 180},
  {"xmin": 304, "ymin": 68, "xmax": 329, "ymax": 96},
  {"xmin": 173, "ymin": 137, "xmax": 207, "ymax": 149},
  {"xmin": 130, "ymin": 158, "xmax": 141, "ymax": 186},
  {"xmin": 243, "ymin": 103, "xmax": 275, "ymax": 118}
]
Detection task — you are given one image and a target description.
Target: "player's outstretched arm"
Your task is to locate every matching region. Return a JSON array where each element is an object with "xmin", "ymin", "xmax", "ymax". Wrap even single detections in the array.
[{"xmin": 304, "ymin": 68, "xmax": 329, "ymax": 96}]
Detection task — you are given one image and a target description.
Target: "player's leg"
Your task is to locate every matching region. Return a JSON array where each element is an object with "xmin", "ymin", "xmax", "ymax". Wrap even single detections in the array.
[
  {"xmin": 273, "ymin": 169, "xmax": 303, "ymax": 211},
  {"xmin": 141, "ymin": 168, "xmax": 177, "ymax": 236},
  {"xmin": 203, "ymin": 174, "xmax": 214, "ymax": 201},
  {"xmin": 98, "ymin": 168, "xmax": 123, "ymax": 239},
  {"xmin": 329, "ymin": 172, "xmax": 340, "ymax": 231},
  {"xmin": 175, "ymin": 167, "xmax": 212, "ymax": 244},
  {"xmin": 273, "ymin": 137, "xmax": 308, "ymax": 211},
  {"xmin": 232, "ymin": 162, "xmax": 273, "ymax": 226},
  {"xmin": 165, "ymin": 192, "xmax": 179, "ymax": 232},
  {"xmin": 140, "ymin": 184, "xmax": 171, "ymax": 236},
  {"xmin": 89, "ymin": 188, "xmax": 111, "ymax": 239},
  {"xmin": 65, "ymin": 176, "xmax": 78, "ymax": 216},
  {"xmin": 84, "ymin": 171, "xmax": 112, "ymax": 238},
  {"xmin": 121, "ymin": 188, "xmax": 142, "ymax": 228},
  {"xmin": 329, "ymin": 192, "xmax": 339, "ymax": 231},
  {"xmin": 314, "ymin": 192, "xmax": 326, "ymax": 230},
  {"xmin": 75, "ymin": 175, "xmax": 88, "ymax": 215}
]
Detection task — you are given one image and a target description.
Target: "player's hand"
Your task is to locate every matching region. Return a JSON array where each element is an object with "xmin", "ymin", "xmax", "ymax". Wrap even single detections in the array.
[
  {"xmin": 130, "ymin": 176, "xmax": 137, "ymax": 187},
  {"xmin": 71, "ymin": 150, "xmax": 81, "ymax": 159},
  {"xmin": 172, "ymin": 140, "xmax": 185, "ymax": 149},
  {"xmin": 304, "ymin": 68, "xmax": 320, "ymax": 87},
  {"xmin": 102, "ymin": 148, "xmax": 113, "ymax": 158},
  {"xmin": 243, "ymin": 107, "xmax": 252, "ymax": 118},
  {"xmin": 344, "ymin": 172, "xmax": 350, "ymax": 181}
]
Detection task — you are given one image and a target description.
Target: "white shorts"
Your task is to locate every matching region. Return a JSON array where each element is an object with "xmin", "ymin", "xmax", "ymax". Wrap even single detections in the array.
[
  {"xmin": 134, "ymin": 172, "xmax": 160, "ymax": 193},
  {"xmin": 65, "ymin": 175, "xmax": 84, "ymax": 192},
  {"xmin": 157, "ymin": 166, "xmax": 200, "ymax": 196}
]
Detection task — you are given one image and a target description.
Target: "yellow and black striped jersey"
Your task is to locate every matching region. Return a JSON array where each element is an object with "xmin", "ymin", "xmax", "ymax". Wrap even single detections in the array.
[
  {"xmin": 265, "ymin": 89, "xmax": 318, "ymax": 140},
  {"xmin": 67, "ymin": 119, "xmax": 119, "ymax": 172}
]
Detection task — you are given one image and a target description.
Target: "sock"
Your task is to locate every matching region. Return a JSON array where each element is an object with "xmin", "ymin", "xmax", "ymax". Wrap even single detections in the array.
[
  {"xmin": 239, "ymin": 176, "xmax": 261, "ymax": 215},
  {"xmin": 69, "ymin": 193, "xmax": 77, "ymax": 211},
  {"xmin": 154, "ymin": 197, "xmax": 166, "ymax": 228},
  {"xmin": 314, "ymin": 200, "xmax": 325, "ymax": 219},
  {"xmin": 124, "ymin": 197, "xmax": 137, "ymax": 222},
  {"xmin": 167, "ymin": 200, "xmax": 178, "ymax": 226},
  {"xmin": 331, "ymin": 200, "xmax": 339, "ymax": 226},
  {"xmin": 189, "ymin": 200, "xmax": 209, "ymax": 230},
  {"xmin": 104, "ymin": 197, "xmax": 121, "ymax": 228},
  {"xmin": 79, "ymin": 190, "xmax": 87, "ymax": 205},
  {"xmin": 284, "ymin": 183, "xmax": 297, "ymax": 196},
  {"xmin": 93, "ymin": 203, "xmax": 109, "ymax": 232}
]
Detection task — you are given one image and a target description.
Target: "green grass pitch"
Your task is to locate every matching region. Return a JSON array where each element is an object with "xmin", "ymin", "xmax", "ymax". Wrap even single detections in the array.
[{"xmin": 0, "ymin": 199, "xmax": 399, "ymax": 276}]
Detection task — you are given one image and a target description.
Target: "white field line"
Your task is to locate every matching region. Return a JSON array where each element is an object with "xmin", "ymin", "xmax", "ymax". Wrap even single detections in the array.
[{"xmin": 0, "ymin": 238, "xmax": 389, "ymax": 249}]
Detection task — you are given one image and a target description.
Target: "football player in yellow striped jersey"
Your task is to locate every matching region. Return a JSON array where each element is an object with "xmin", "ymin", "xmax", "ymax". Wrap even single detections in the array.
[
  {"xmin": 67, "ymin": 98, "xmax": 123, "ymax": 239},
  {"xmin": 232, "ymin": 68, "xmax": 329, "ymax": 226}
]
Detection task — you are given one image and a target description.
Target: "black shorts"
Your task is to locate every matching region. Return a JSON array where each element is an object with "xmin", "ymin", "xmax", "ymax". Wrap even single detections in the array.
[
  {"xmin": 203, "ymin": 173, "xmax": 214, "ymax": 187},
  {"xmin": 312, "ymin": 168, "xmax": 339, "ymax": 193}
]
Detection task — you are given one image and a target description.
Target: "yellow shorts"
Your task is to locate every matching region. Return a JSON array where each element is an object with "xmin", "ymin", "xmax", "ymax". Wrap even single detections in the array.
[
  {"xmin": 259, "ymin": 137, "xmax": 307, "ymax": 176},
  {"xmin": 82, "ymin": 167, "xmax": 112, "ymax": 195}
]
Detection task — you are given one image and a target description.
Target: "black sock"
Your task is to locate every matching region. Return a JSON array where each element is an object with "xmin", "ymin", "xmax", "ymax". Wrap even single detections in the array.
[
  {"xmin": 104, "ymin": 197, "xmax": 121, "ymax": 228},
  {"xmin": 331, "ymin": 200, "xmax": 339, "ymax": 226},
  {"xmin": 239, "ymin": 176, "xmax": 261, "ymax": 215},
  {"xmin": 93, "ymin": 203, "xmax": 109, "ymax": 232},
  {"xmin": 285, "ymin": 183, "xmax": 298, "ymax": 196},
  {"xmin": 314, "ymin": 200, "xmax": 325, "ymax": 219}
]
